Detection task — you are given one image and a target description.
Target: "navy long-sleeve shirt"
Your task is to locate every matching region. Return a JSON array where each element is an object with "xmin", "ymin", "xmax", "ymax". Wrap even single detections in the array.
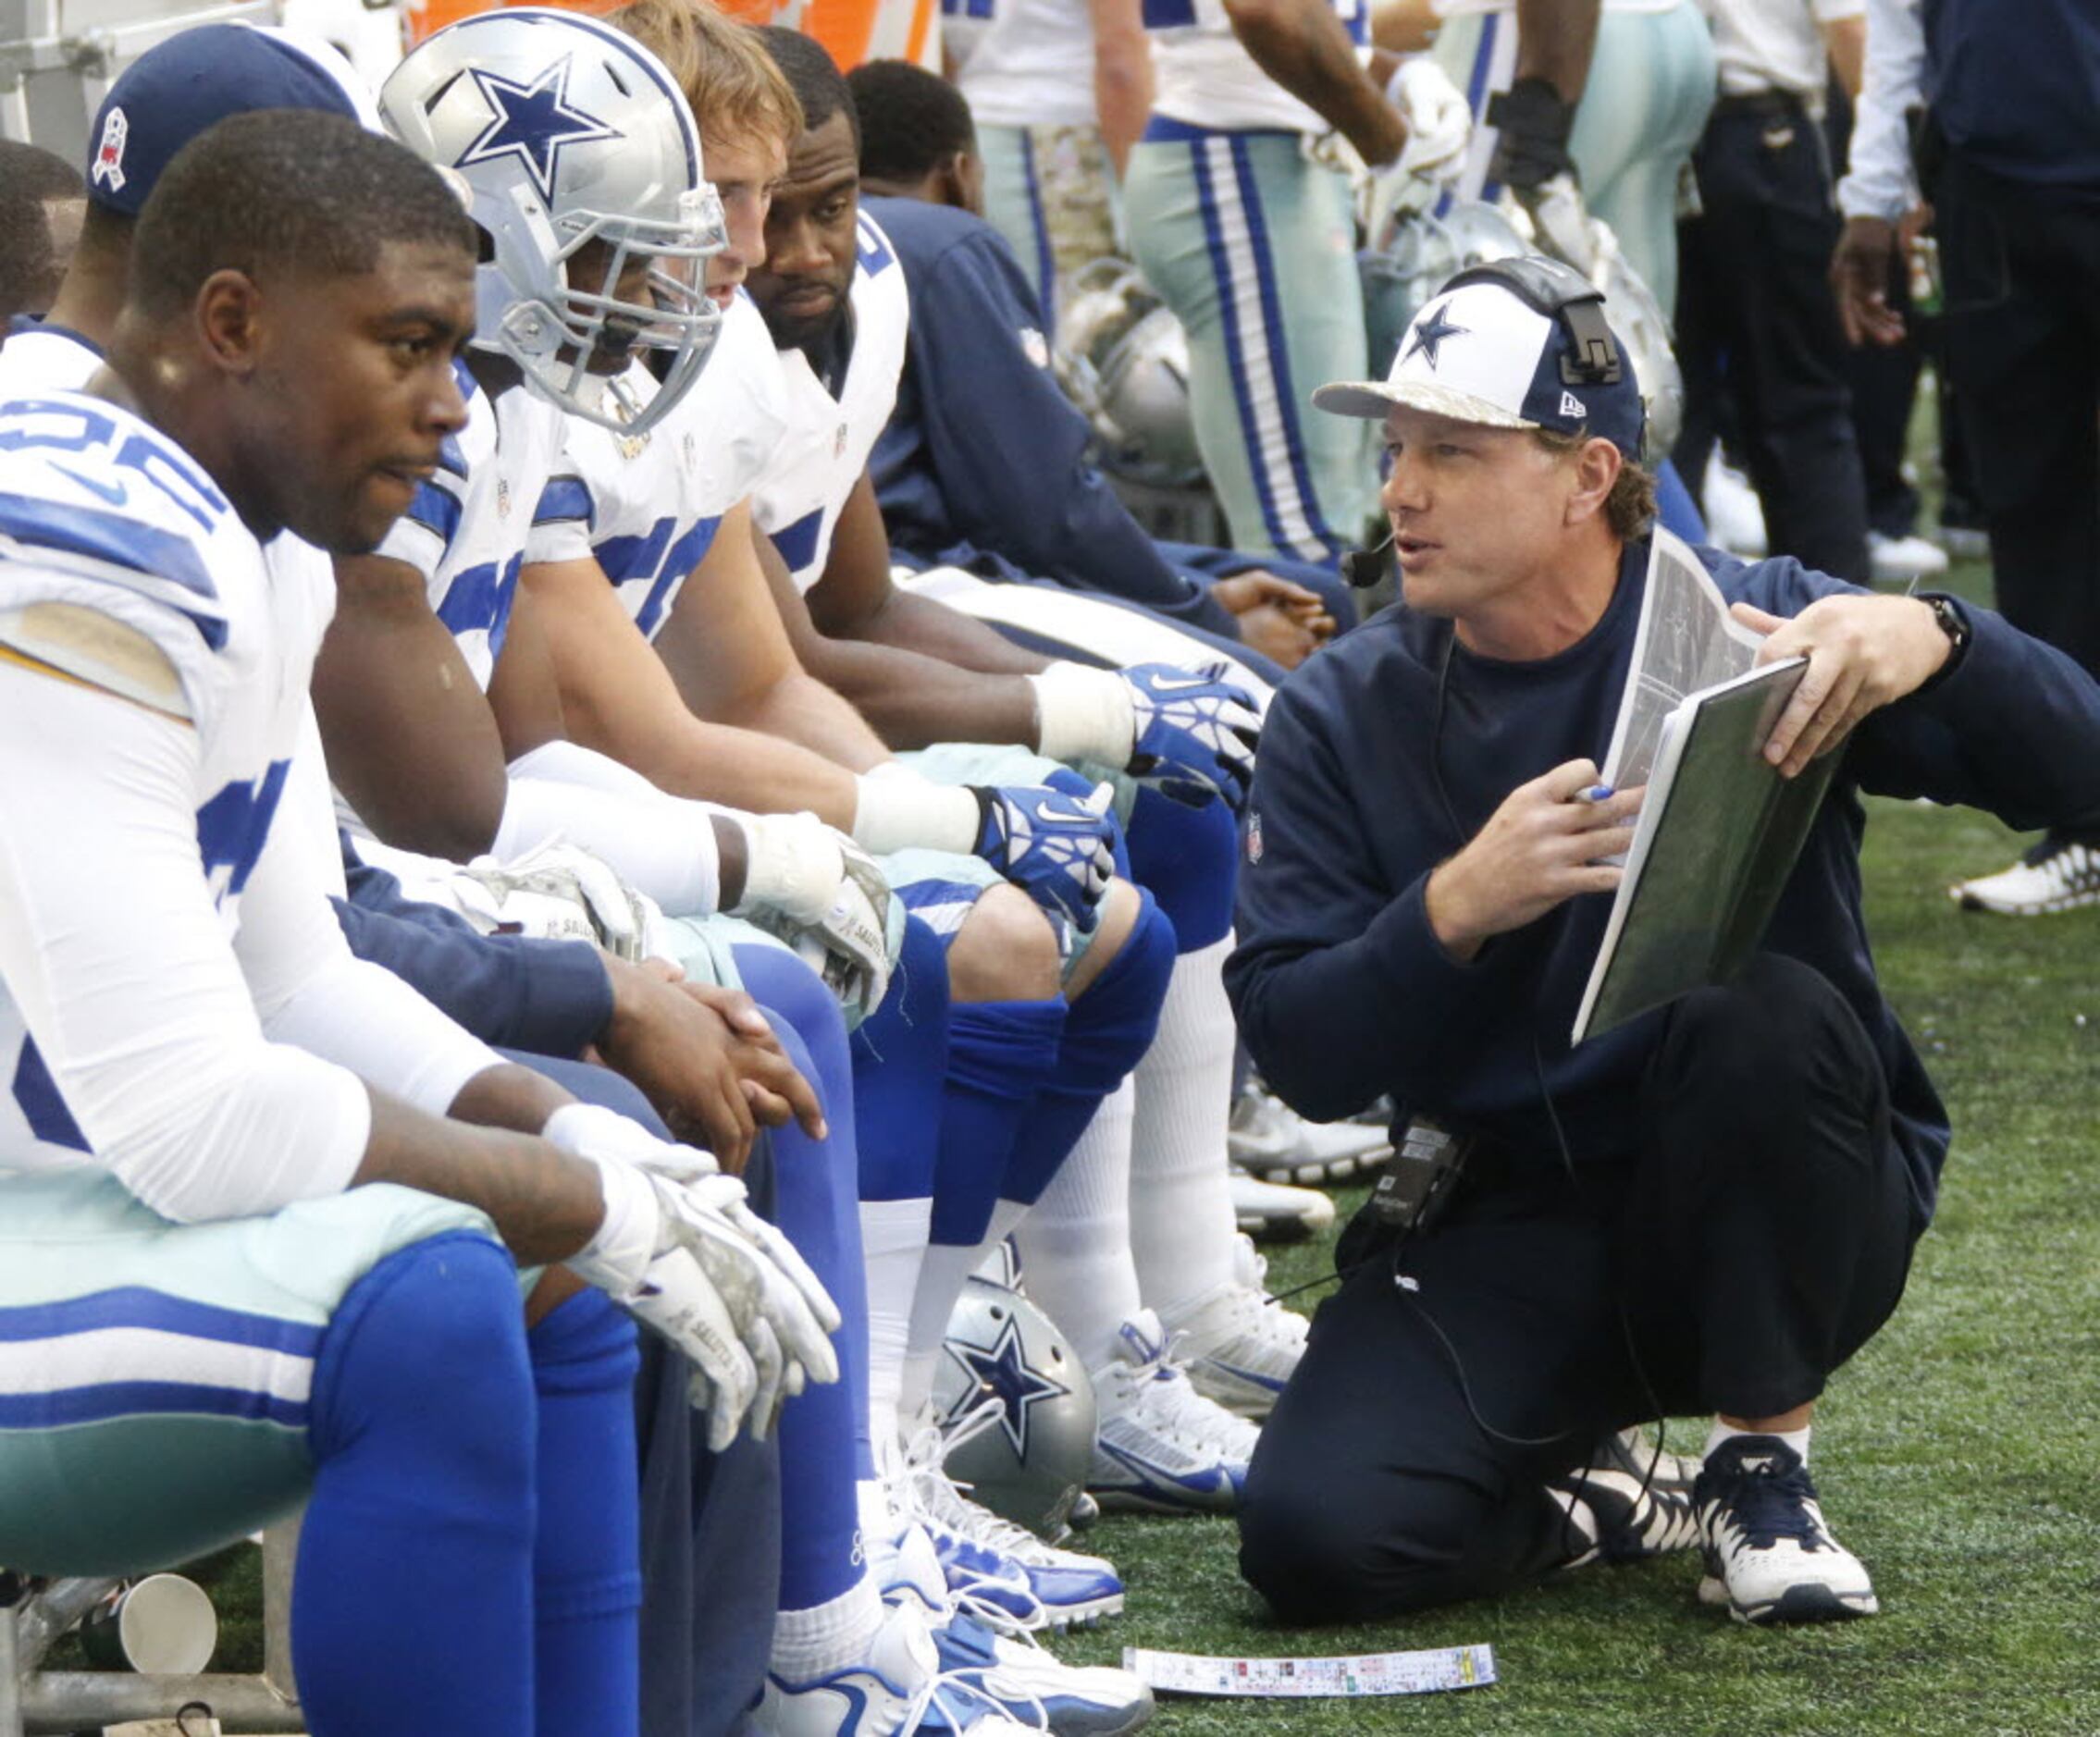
[
  {"xmin": 334, "ymin": 840, "xmax": 614, "ymax": 1059},
  {"xmin": 1924, "ymin": 0, "xmax": 2100, "ymax": 193},
  {"xmin": 1227, "ymin": 541, "xmax": 2100, "ymax": 1230},
  {"xmin": 864, "ymin": 195, "xmax": 1241, "ymax": 642}
]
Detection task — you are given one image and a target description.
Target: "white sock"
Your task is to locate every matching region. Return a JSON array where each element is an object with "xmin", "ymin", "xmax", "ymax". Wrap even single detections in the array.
[
  {"xmin": 900, "ymin": 1201, "xmax": 1031, "ymax": 1423},
  {"xmin": 768, "ymin": 1568, "xmax": 883, "ymax": 1681},
  {"xmin": 1128, "ymin": 936, "xmax": 1240, "ymax": 1319},
  {"xmin": 1012, "ymin": 1077, "xmax": 1141, "ymax": 1372},
  {"xmin": 1707, "ymin": 1420, "xmax": 1812, "ymax": 1464},
  {"xmin": 859, "ymin": 1197, "xmax": 932, "ymax": 1462}
]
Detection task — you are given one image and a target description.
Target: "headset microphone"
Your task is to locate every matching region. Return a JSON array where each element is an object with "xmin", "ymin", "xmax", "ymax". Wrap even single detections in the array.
[{"xmin": 1342, "ymin": 529, "xmax": 1397, "ymax": 589}]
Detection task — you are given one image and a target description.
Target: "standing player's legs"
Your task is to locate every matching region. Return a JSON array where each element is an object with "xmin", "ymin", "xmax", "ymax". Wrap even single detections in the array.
[
  {"xmin": 1563, "ymin": 2, "xmax": 1715, "ymax": 314},
  {"xmin": 1126, "ymin": 125, "xmax": 1377, "ymax": 565},
  {"xmin": 977, "ymin": 121, "xmax": 1123, "ymax": 326}
]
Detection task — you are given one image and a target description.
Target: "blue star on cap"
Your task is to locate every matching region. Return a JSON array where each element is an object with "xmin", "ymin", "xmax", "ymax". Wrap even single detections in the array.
[
  {"xmin": 457, "ymin": 57, "xmax": 620, "ymax": 203},
  {"xmin": 1403, "ymin": 300, "xmax": 1468, "ymax": 370},
  {"xmin": 945, "ymin": 1312, "xmax": 1071, "ymax": 1458}
]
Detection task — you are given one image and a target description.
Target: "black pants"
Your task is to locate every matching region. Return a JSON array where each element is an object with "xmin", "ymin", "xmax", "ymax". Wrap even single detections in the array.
[
  {"xmin": 1238, "ymin": 955, "xmax": 1918, "ymax": 1623},
  {"xmin": 1674, "ymin": 101, "xmax": 1871, "ymax": 583},
  {"xmin": 1935, "ymin": 153, "xmax": 2100, "ymax": 680}
]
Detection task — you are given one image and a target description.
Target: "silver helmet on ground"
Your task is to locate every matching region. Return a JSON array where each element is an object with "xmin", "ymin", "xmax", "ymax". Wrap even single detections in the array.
[{"xmin": 1054, "ymin": 257, "xmax": 1203, "ymax": 487}]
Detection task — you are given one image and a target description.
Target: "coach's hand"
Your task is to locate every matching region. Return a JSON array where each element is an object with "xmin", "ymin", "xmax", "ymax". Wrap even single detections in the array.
[
  {"xmin": 1731, "ymin": 596, "xmax": 1954, "ymax": 779},
  {"xmin": 597, "ymin": 958, "xmax": 826, "ymax": 1174},
  {"xmin": 1425, "ymin": 758, "xmax": 1643, "ymax": 961}
]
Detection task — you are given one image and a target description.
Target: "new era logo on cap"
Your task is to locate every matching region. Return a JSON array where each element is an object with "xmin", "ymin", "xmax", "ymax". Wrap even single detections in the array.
[{"xmin": 1311, "ymin": 271, "xmax": 1646, "ymax": 460}]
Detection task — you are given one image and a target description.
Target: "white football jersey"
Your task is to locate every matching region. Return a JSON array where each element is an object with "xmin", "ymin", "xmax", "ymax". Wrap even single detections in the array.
[
  {"xmin": 749, "ymin": 214, "xmax": 910, "ymax": 594},
  {"xmin": 0, "ymin": 392, "xmax": 332, "ymax": 1171},
  {"xmin": 530, "ymin": 295, "xmax": 793, "ymax": 642},
  {"xmin": 1144, "ymin": 0, "xmax": 1367, "ymax": 135},
  {"xmin": 377, "ymin": 365, "xmax": 567, "ymax": 690},
  {"xmin": 952, "ymin": 0, "xmax": 1099, "ymax": 130}
]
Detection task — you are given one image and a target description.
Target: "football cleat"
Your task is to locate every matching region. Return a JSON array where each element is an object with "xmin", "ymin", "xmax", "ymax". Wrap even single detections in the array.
[
  {"xmin": 1227, "ymin": 1167, "xmax": 1335, "ymax": 1242},
  {"xmin": 1546, "ymin": 1426, "xmax": 1701, "ymax": 1569},
  {"xmin": 1086, "ymin": 1312, "xmax": 1257, "ymax": 1515},
  {"xmin": 756, "ymin": 1601, "xmax": 1044, "ymax": 1736},
  {"xmin": 1229, "ymin": 1086, "xmax": 1392, "ymax": 1187},
  {"xmin": 901, "ymin": 1419, "xmax": 1125, "ymax": 1632},
  {"xmin": 1694, "ymin": 1436, "xmax": 1879, "ymax": 1625},
  {"xmin": 1949, "ymin": 834, "xmax": 2100, "ymax": 916},
  {"xmin": 933, "ymin": 1611, "xmax": 1154, "ymax": 1737},
  {"xmin": 1161, "ymin": 1236, "xmax": 1308, "ymax": 1420}
]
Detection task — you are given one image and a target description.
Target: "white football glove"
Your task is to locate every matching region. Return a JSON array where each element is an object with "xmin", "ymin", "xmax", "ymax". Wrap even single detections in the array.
[
  {"xmin": 1362, "ymin": 60, "xmax": 1474, "ymax": 248},
  {"xmin": 731, "ymin": 811, "xmax": 897, "ymax": 1024},
  {"xmin": 550, "ymin": 1103, "xmax": 842, "ymax": 1448},
  {"xmin": 454, "ymin": 841, "xmax": 669, "ymax": 962}
]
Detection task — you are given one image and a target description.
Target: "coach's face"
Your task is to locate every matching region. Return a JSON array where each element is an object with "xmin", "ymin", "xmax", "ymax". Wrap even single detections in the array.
[
  {"xmin": 747, "ymin": 109, "xmax": 859, "ymax": 353},
  {"xmin": 1378, "ymin": 405, "xmax": 1608, "ymax": 624},
  {"xmin": 246, "ymin": 239, "xmax": 475, "ymax": 554}
]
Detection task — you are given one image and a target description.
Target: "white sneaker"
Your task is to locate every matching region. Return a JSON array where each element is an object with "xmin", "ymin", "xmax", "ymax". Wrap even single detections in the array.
[
  {"xmin": 1949, "ymin": 834, "xmax": 2100, "ymax": 915},
  {"xmin": 757, "ymin": 1601, "xmax": 1043, "ymax": 1735},
  {"xmin": 1694, "ymin": 1436, "xmax": 1878, "ymax": 1625},
  {"xmin": 1867, "ymin": 530, "xmax": 1949, "ymax": 585},
  {"xmin": 1228, "ymin": 1168, "xmax": 1334, "ymax": 1242},
  {"xmin": 1087, "ymin": 1312, "xmax": 1258, "ymax": 1515},
  {"xmin": 933, "ymin": 1612, "xmax": 1154, "ymax": 1737},
  {"xmin": 1229, "ymin": 1087, "xmax": 1392, "ymax": 1186},
  {"xmin": 898, "ymin": 1422, "xmax": 1125, "ymax": 1631},
  {"xmin": 1160, "ymin": 1236, "xmax": 1308, "ymax": 1419},
  {"xmin": 1701, "ymin": 456, "xmax": 1767, "ymax": 557}
]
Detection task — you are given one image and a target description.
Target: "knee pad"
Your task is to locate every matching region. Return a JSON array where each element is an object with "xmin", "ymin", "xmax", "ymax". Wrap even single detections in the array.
[
  {"xmin": 1126, "ymin": 786, "xmax": 1239, "ymax": 950},
  {"xmin": 1061, "ymin": 890, "xmax": 1176, "ymax": 1090},
  {"xmin": 852, "ymin": 917, "xmax": 952, "ymax": 1202}
]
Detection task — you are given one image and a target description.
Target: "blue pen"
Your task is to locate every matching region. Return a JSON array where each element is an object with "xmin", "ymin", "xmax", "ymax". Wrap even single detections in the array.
[{"xmin": 1576, "ymin": 784, "xmax": 1614, "ymax": 804}]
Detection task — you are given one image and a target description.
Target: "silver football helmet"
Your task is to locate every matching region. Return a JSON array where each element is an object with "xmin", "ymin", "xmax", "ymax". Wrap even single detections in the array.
[
  {"xmin": 379, "ymin": 7, "xmax": 725, "ymax": 434},
  {"xmin": 1055, "ymin": 258, "xmax": 1203, "ymax": 487},
  {"xmin": 933, "ymin": 1276, "xmax": 1098, "ymax": 1542}
]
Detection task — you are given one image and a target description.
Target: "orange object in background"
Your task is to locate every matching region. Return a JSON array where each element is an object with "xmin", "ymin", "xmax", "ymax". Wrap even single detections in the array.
[{"xmin": 407, "ymin": 0, "xmax": 939, "ymax": 68}]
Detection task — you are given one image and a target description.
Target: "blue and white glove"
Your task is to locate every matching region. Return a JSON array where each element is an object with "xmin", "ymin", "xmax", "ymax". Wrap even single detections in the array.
[
  {"xmin": 1124, "ymin": 662, "xmax": 1263, "ymax": 809},
  {"xmin": 969, "ymin": 781, "xmax": 1117, "ymax": 932},
  {"xmin": 1031, "ymin": 658, "xmax": 1263, "ymax": 812}
]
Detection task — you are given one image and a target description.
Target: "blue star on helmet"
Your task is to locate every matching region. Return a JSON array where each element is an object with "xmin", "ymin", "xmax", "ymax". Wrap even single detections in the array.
[
  {"xmin": 944, "ymin": 1312, "xmax": 1071, "ymax": 1458},
  {"xmin": 457, "ymin": 57, "xmax": 621, "ymax": 203},
  {"xmin": 1403, "ymin": 300, "xmax": 1468, "ymax": 370}
]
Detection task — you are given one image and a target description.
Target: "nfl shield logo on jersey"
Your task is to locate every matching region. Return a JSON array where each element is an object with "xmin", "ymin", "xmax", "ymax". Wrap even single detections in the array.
[{"xmin": 92, "ymin": 107, "xmax": 129, "ymax": 193}]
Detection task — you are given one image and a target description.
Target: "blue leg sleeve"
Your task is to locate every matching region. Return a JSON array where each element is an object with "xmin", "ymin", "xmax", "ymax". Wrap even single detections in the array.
[
  {"xmin": 1002, "ymin": 892, "xmax": 1177, "ymax": 1208},
  {"xmin": 1125, "ymin": 784, "xmax": 1240, "ymax": 952},
  {"xmin": 932, "ymin": 997, "xmax": 1069, "ymax": 1245},
  {"xmin": 731, "ymin": 946, "xmax": 875, "ymax": 1608},
  {"xmin": 529, "ymin": 1291, "xmax": 644, "ymax": 1737},
  {"xmin": 849, "ymin": 916, "xmax": 950, "ymax": 1202},
  {"xmin": 297, "ymin": 1234, "xmax": 538, "ymax": 1737}
]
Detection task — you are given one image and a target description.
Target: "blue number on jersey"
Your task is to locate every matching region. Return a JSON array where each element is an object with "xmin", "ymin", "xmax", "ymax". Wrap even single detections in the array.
[
  {"xmin": 435, "ymin": 552, "xmax": 525, "ymax": 664},
  {"xmin": 940, "ymin": 0, "xmax": 995, "ymax": 17},
  {"xmin": 196, "ymin": 759, "xmax": 292, "ymax": 906},
  {"xmin": 12, "ymin": 1036, "xmax": 89, "ymax": 1152},
  {"xmin": 1141, "ymin": 0, "xmax": 1198, "ymax": 27},
  {"xmin": 858, "ymin": 223, "xmax": 896, "ymax": 277},
  {"xmin": 597, "ymin": 513, "xmax": 723, "ymax": 640}
]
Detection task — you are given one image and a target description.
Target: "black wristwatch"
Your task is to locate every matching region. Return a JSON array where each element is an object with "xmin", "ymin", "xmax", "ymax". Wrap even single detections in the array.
[{"xmin": 1913, "ymin": 591, "xmax": 1972, "ymax": 693}]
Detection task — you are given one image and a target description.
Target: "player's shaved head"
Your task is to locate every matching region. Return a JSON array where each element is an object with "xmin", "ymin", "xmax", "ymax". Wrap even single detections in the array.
[
  {"xmin": 757, "ymin": 24, "xmax": 858, "ymax": 150},
  {"xmin": 0, "ymin": 140, "xmax": 84, "ymax": 322},
  {"xmin": 128, "ymin": 110, "xmax": 475, "ymax": 324}
]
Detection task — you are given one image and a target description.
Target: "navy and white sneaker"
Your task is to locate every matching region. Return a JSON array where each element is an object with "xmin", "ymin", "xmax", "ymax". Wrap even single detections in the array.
[
  {"xmin": 1086, "ymin": 1312, "xmax": 1256, "ymax": 1515},
  {"xmin": 933, "ymin": 1611, "xmax": 1153, "ymax": 1737},
  {"xmin": 899, "ymin": 1426, "xmax": 1125, "ymax": 1631},
  {"xmin": 1547, "ymin": 1426, "xmax": 1701, "ymax": 1569},
  {"xmin": 1694, "ymin": 1436, "xmax": 1879, "ymax": 1624},
  {"xmin": 757, "ymin": 1602, "xmax": 1043, "ymax": 1736}
]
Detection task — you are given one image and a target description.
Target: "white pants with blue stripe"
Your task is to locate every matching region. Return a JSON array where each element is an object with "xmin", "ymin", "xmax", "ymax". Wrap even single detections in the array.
[
  {"xmin": 1433, "ymin": 0, "xmax": 1718, "ymax": 314},
  {"xmin": 976, "ymin": 122, "xmax": 1121, "ymax": 327},
  {"xmin": 1124, "ymin": 121, "xmax": 1378, "ymax": 566}
]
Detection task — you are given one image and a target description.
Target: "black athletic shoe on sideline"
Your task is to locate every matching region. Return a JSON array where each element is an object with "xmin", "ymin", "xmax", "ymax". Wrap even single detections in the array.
[
  {"xmin": 1547, "ymin": 1427, "xmax": 1701, "ymax": 1569},
  {"xmin": 1694, "ymin": 1436, "xmax": 1879, "ymax": 1624}
]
